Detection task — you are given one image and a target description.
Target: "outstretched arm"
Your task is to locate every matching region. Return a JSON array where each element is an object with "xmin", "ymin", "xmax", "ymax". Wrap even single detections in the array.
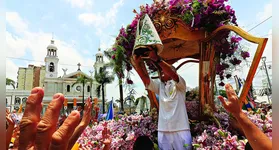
[
  {"xmin": 218, "ymin": 84, "xmax": 272, "ymax": 150},
  {"xmin": 131, "ymin": 55, "xmax": 151, "ymax": 86}
]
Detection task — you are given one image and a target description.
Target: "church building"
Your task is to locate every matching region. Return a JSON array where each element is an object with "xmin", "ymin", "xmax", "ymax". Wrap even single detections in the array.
[{"xmin": 6, "ymin": 39, "xmax": 106, "ymax": 113}]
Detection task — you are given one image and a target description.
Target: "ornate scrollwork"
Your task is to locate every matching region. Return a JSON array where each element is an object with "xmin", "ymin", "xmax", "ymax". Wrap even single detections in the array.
[{"xmin": 152, "ymin": 9, "xmax": 177, "ymax": 34}]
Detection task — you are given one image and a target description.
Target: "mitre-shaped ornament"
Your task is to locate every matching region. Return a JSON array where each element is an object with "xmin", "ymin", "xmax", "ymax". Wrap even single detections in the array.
[{"xmin": 133, "ymin": 14, "xmax": 163, "ymax": 56}]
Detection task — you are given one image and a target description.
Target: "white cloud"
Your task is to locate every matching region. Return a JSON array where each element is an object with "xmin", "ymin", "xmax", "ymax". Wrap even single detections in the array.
[
  {"xmin": 6, "ymin": 59, "xmax": 19, "ymax": 82},
  {"xmin": 6, "ymin": 31, "xmax": 28, "ymax": 58},
  {"xmin": 78, "ymin": 0, "xmax": 124, "ymax": 29},
  {"xmin": 257, "ymin": 1, "xmax": 272, "ymax": 21},
  {"xmin": 6, "ymin": 12, "xmax": 28, "ymax": 32},
  {"xmin": 65, "ymin": 0, "xmax": 93, "ymax": 9},
  {"xmin": 6, "ymin": 11, "xmax": 95, "ymax": 80}
]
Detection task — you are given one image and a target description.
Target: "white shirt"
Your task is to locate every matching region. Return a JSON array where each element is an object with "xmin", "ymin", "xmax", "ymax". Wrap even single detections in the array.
[{"xmin": 147, "ymin": 75, "xmax": 190, "ymax": 132}]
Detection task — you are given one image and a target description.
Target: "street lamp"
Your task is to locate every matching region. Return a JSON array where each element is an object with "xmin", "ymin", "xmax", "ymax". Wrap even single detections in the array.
[{"xmin": 261, "ymin": 56, "xmax": 272, "ymax": 104}]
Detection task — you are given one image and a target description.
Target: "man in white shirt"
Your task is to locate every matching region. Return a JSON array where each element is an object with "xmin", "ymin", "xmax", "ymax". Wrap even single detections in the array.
[{"xmin": 133, "ymin": 50, "xmax": 192, "ymax": 150}]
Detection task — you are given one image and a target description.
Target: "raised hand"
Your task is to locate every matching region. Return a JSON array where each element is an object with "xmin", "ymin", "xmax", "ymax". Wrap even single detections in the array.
[
  {"xmin": 6, "ymin": 109, "xmax": 15, "ymax": 126},
  {"xmin": 18, "ymin": 87, "xmax": 80, "ymax": 150},
  {"xmin": 6, "ymin": 108, "xmax": 16, "ymax": 150},
  {"xmin": 218, "ymin": 84, "xmax": 242, "ymax": 116},
  {"xmin": 67, "ymin": 97, "xmax": 93, "ymax": 150},
  {"xmin": 80, "ymin": 97, "xmax": 93, "ymax": 126},
  {"xmin": 102, "ymin": 122, "xmax": 112, "ymax": 150}
]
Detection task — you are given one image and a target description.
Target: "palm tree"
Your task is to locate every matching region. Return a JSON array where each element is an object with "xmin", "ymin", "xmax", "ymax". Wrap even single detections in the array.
[
  {"xmin": 124, "ymin": 95, "xmax": 136, "ymax": 114},
  {"xmin": 6, "ymin": 78, "xmax": 16, "ymax": 89},
  {"xmin": 95, "ymin": 66, "xmax": 114, "ymax": 113},
  {"xmin": 72, "ymin": 74, "xmax": 93, "ymax": 109},
  {"xmin": 104, "ymin": 50, "xmax": 125, "ymax": 112},
  {"xmin": 135, "ymin": 96, "xmax": 147, "ymax": 113}
]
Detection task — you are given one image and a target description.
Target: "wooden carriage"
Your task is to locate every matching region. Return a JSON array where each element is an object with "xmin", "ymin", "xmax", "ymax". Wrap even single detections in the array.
[{"xmin": 130, "ymin": 9, "xmax": 268, "ymax": 114}]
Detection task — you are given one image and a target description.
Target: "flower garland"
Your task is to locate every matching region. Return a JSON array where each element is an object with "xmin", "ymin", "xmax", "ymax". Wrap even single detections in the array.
[
  {"xmin": 110, "ymin": 0, "xmax": 251, "ymax": 85},
  {"xmin": 76, "ymin": 105, "xmax": 271, "ymax": 149}
]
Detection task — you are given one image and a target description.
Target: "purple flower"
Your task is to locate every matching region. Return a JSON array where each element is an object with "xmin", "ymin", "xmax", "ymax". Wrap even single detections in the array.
[
  {"xmin": 194, "ymin": 14, "xmax": 201, "ymax": 25},
  {"xmin": 241, "ymin": 51, "xmax": 250, "ymax": 59},
  {"xmin": 219, "ymin": 82, "xmax": 225, "ymax": 86},
  {"xmin": 230, "ymin": 58, "xmax": 242, "ymax": 65},
  {"xmin": 112, "ymin": 47, "xmax": 117, "ymax": 51},
  {"xmin": 216, "ymin": 64, "xmax": 226, "ymax": 73},
  {"xmin": 226, "ymin": 74, "xmax": 232, "ymax": 79},
  {"xmin": 184, "ymin": 0, "xmax": 192, "ymax": 3},
  {"xmin": 231, "ymin": 36, "xmax": 242, "ymax": 43},
  {"xmin": 204, "ymin": 6, "xmax": 214, "ymax": 15},
  {"xmin": 127, "ymin": 78, "xmax": 133, "ymax": 84},
  {"xmin": 220, "ymin": 75, "xmax": 224, "ymax": 80},
  {"xmin": 112, "ymin": 55, "xmax": 116, "ymax": 59},
  {"xmin": 169, "ymin": 0, "xmax": 179, "ymax": 6}
]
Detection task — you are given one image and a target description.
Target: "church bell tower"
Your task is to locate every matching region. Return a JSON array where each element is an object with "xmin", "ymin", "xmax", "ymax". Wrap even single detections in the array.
[{"xmin": 45, "ymin": 39, "xmax": 59, "ymax": 78}]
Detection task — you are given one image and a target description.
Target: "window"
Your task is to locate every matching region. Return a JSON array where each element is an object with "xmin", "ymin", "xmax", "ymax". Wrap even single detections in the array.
[
  {"xmin": 15, "ymin": 97, "xmax": 21, "ymax": 104},
  {"xmin": 87, "ymin": 86, "xmax": 90, "ymax": 92},
  {"xmin": 49, "ymin": 62, "xmax": 54, "ymax": 72},
  {"xmin": 76, "ymin": 86, "xmax": 81, "ymax": 92},
  {"xmin": 67, "ymin": 85, "xmax": 71, "ymax": 92},
  {"xmin": 22, "ymin": 97, "xmax": 27, "ymax": 104}
]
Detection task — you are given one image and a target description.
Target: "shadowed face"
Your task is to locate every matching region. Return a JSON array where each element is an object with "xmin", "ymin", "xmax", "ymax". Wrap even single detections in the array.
[
  {"xmin": 160, "ymin": 73, "xmax": 172, "ymax": 82},
  {"xmin": 160, "ymin": 66, "xmax": 176, "ymax": 82}
]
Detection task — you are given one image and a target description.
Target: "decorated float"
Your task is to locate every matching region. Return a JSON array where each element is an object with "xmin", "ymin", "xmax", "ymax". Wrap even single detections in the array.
[
  {"xmin": 76, "ymin": 0, "xmax": 272, "ymax": 149},
  {"xmin": 110, "ymin": 0, "xmax": 267, "ymax": 114}
]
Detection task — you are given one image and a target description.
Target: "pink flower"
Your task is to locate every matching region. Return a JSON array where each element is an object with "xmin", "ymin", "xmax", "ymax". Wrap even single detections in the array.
[
  {"xmin": 197, "ymin": 130, "xmax": 208, "ymax": 143},
  {"xmin": 126, "ymin": 132, "xmax": 135, "ymax": 141}
]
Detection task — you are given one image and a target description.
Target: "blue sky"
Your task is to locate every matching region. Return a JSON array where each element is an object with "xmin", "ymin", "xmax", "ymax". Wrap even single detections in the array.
[{"xmin": 6, "ymin": 0, "xmax": 272, "ymax": 100}]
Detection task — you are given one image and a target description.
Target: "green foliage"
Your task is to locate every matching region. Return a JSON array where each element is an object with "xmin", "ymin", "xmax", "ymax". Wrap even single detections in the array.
[
  {"xmin": 218, "ymin": 90, "xmax": 227, "ymax": 98},
  {"xmin": 6, "ymin": 78, "xmax": 16, "ymax": 89},
  {"xmin": 186, "ymin": 87, "xmax": 199, "ymax": 101},
  {"xmin": 192, "ymin": 0, "xmax": 202, "ymax": 14},
  {"xmin": 180, "ymin": 11, "xmax": 193, "ymax": 25}
]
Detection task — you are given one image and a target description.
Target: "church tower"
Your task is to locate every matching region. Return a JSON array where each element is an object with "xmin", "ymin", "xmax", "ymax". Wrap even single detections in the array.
[
  {"xmin": 94, "ymin": 48, "xmax": 104, "ymax": 74},
  {"xmin": 45, "ymin": 39, "xmax": 59, "ymax": 78}
]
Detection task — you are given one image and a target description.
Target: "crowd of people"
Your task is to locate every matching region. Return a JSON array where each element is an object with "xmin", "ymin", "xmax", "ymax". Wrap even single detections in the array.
[
  {"xmin": 5, "ymin": 14, "xmax": 272, "ymax": 149},
  {"xmin": 5, "ymin": 57, "xmax": 272, "ymax": 150}
]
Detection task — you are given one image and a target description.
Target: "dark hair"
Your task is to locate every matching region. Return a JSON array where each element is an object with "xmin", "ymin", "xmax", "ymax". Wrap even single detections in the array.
[{"xmin": 133, "ymin": 136, "xmax": 154, "ymax": 150}]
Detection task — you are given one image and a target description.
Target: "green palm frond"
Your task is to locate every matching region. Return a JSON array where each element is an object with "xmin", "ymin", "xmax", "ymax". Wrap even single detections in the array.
[{"xmin": 6, "ymin": 78, "xmax": 16, "ymax": 89}]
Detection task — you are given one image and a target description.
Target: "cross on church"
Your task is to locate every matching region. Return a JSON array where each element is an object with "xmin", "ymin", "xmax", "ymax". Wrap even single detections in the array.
[
  {"xmin": 89, "ymin": 70, "xmax": 93, "ymax": 77},
  {"xmin": 77, "ymin": 63, "xmax": 81, "ymax": 71}
]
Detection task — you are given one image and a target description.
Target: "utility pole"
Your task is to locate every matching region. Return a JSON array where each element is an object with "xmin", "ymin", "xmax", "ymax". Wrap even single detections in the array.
[{"xmin": 261, "ymin": 56, "xmax": 272, "ymax": 104}]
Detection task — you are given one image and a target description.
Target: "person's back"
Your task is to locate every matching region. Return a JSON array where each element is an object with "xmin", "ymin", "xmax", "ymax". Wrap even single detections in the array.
[{"xmin": 133, "ymin": 136, "xmax": 154, "ymax": 150}]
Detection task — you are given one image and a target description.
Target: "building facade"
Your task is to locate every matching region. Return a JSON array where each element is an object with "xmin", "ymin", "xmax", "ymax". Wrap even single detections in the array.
[
  {"xmin": 17, "ymin": 65, "xmax": 46, "ymax": 90},
  {"xmin": 6, "ymin": 39, "xmax": 106, "ymax": 113}
]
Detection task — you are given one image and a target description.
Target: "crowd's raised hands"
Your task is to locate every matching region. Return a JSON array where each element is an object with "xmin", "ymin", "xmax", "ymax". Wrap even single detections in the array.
[
  {"xmin": 5, "ymin": 87, "xmax": 94, "ymax": 150},
  {"xmin": 68, "ymin": 98, "xmax": 93, "ymax": 150},
  {"xmin": 218, "ymin": 84, "xmax": 272, "ymax": 150},
  {"xmin": 6, "ymin": 109, "xmax": 16, "ymax": 149}
]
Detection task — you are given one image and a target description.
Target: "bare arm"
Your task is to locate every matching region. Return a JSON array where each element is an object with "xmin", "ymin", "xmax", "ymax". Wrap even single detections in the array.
[
  {"xmin": 218, "ymin": 84, "xmax": 272, "ymax": 150},
  {"xmin": 6, "ymin": 123, "xmax": 14, "ymax": 150},
  {"xmin": 131, "ymin": 55, "xmax": 151, "ymax": 86},
  {"xmin": 234, "ymin": 112, "xmax": 271, "ymax": 150},
  {"xmin": 6, "ymin": 111, "xmax": 15, "ymax": 150}
]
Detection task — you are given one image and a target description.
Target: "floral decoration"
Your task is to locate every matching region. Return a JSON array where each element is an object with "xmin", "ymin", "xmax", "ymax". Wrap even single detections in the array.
[{"xmin": 110, "ymin": 0, "xmax": 250, "ymax": 85}]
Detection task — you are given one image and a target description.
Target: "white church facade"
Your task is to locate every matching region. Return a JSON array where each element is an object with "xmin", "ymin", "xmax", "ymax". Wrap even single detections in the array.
[{"xmin": 6, "ymin": 39, "xmax": 106, "ymax": 113}]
